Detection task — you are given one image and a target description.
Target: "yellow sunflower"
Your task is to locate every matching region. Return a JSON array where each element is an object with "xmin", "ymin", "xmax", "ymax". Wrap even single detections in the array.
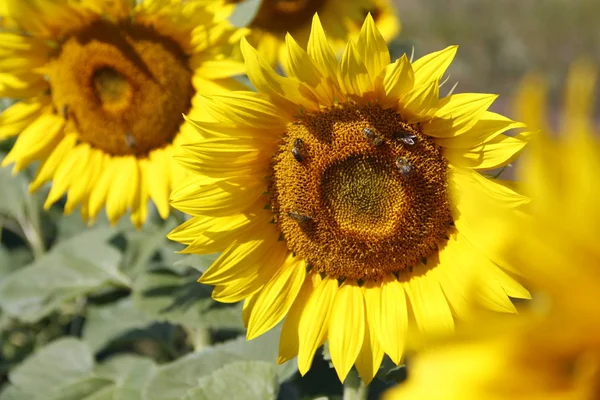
[
  {"xmin": 169, "ymin": 14, "xmax": 531, "ymax": 382},
  {"xmin": 221, "ymin": 0, "xmax": 400, "ymax": 66},
  {"xmin": 0, "ymin": 0, "xmax": 245, "ymax": 227},
  {"xmin": 386, "ymin": 62, "xmax": 600, "ymax": 400}
]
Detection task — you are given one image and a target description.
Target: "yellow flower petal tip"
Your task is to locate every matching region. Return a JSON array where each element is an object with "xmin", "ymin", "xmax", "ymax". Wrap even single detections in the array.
[{"xmin": 170, "ymin": 13, "xmax": 529, "ymax": 382}]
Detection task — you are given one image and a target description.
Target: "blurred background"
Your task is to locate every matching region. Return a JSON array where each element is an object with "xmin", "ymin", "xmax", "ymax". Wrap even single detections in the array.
[{"xmin": 392, "ymin": 0, "xmax": 600, "ymax": 116}]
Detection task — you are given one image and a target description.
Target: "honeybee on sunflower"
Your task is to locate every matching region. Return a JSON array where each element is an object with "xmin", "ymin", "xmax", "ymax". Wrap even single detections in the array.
[{"xmin": 169, "ymin": 14, "xmax": 531, "ymax": 382}]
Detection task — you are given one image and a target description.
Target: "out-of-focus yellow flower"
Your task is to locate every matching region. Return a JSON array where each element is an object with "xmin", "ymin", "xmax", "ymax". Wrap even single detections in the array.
[
  {"xmin": 385, "ymin": 320, "xmax": 600, "ymax": 400},
  {"xmin": 221, "ymin": 0, "xmax": 400, "ymax": 66},
  {"xmin": 386, "ymin": 62, "xmax": 600, "ymax": 399},
  {"xmin": 169, "ymin": 14, "xmax": 530, "ymax": 383},
  {"xmin": 0, "ymin": 0, "xmax": 245, "ymax": 227}
]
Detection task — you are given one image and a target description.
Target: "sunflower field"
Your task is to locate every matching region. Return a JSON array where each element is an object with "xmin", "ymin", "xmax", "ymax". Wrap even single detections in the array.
[{"xmin": 1, "ymin": 0, "xmax": 599, "ymax": 399}]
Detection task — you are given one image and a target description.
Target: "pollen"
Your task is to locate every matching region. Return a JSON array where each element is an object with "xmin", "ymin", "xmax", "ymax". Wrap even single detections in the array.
[
  {"xmin": 270, "ymin": 103, "xmax": 454, "ymax": 281},
  {"xmin": 48, "ymin": 20, "xmax": 194, "ymax": 156}
]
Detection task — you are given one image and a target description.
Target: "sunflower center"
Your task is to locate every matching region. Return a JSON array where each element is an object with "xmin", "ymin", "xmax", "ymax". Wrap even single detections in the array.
[
  {"xmin": 270, "ymin": 103, "xmax": 454, "ymax": 281},
  {"xmin": 49, "ymin": 20, "xmax": 194, "ymax": 156},
  {"xmin": 92, "ymin": 67, "xmax": 131, "ymax": 107},
  {"xmin": 250, "ymin": 0, "xmax": 325, "ymax": 32},
  {"xmin": 322, "ymin": 156, "xmax": 404, "ymax": 238}
]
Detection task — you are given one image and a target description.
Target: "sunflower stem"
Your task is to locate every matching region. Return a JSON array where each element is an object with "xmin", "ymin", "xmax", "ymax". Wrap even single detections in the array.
[
  {"xmin": 188, "ymin": 326, "xmax": 211, "ymax": 352},
  {"xmin": 343, "ymin": 369, "xmax": 368, "ymax": 400},
  {"xmin": 18, "ymin": 216, "xmax": 45, "ymax": 260}
]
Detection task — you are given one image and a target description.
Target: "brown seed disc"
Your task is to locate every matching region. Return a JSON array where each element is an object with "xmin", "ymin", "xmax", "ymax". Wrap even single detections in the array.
[
  {"xmin": 249, "ymin": 0, "xmax": 325, "ymax": 33},
  {"xmin": 270, "ymin": 103, "xmax": 454, "ymax": 281},
  {"xmin": 49, "ymin": 20, "xmax": 194, "ymax": 156}
]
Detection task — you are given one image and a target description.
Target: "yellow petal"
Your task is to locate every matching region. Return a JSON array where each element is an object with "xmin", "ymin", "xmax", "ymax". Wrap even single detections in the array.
[
  {"xmin": 424, "ymin": 93, "xmax": 498, "ymax": 138},
  {"xmin": 200, "ymin": 238, "xmax": 273, "ymax": 285},
  {"xmin": 435, "ymin": 111, "xmax": 525, "ymax": 149},
  {"xmin": 240, "ymin": 37, "xmax": 319, "ymax": 113},
  {"xmin": 190, "ymin": 58, "xmax": 246, "ymax": 80},
  {"xmin": 247, "ymin": 255, "xmax": 306, "ymax": 340},
  {"xmin": 283, "ymin": 33, "xmax": 334, "ymax": 105},
  {"xmin": 444, "ymin": 133, "xmax": 529, "ymax": 171},
  {"xmin": 355, "ymin": 13, "xmax": 390, "ymax": 81},
  {"xmin": 374, "ymin": 276, "xmax": 408, "ymax": 364},
  {"xmin": 43, "ymin": 143, "xmax": 87, "ymax": 209},
  {"xmin": 0, "ymin": 71, "xmax": 47, "ymax": 98},
  {"xmin": 400, "ymin": 79, "xmax": 439, "ymax": 122},
  {"xmin": 29, "ymin": 133, "xmax": 77, "ymax": 192},
  {"xmin": 170, "ymin": 175, "xmax": 266, "ymax": 217},
  {"xmin": 412, "ymin": 45, "xmax": 458, "ymax": 87},
  {"xmin": 131, "ymin": 157, "xmax": 149, "ymax": 228},
  {"xmin": 0, "ymin": 97, "xmax": 48, "ymax": 139},
  {"xmin": 211, "ymin": 241, "xmax": 288, "ymax": 303},
  {"xmin": 242, "ymin": 293, "xmax": 258, "ymax": 328},
  {"xmin": 375, "ymin": 54, "xmax": 414, "ymax": 107},
  {"xmin": 87, "ymin": 153, "xmax": 114, "ymax": 220},
  {"xmin": 562, "ymin": 59, "xmax": 597, "ymax": 136},
  {"xmin": 63, "ymin": 144, "xmax": 99, "ymax": 214},
  {"xmin": 328, "ymin": 282, "xmax": 365, "ymax": 382},
  {"xmin": 278, "ymin": 273, "xmax": 320, "ymax": 364},
  {"xmin": 434, "ymin": 237, "xmax": 475, "ymax": 321},
  {"xmin": 2, "ymin": 113, "xmax": 64, "ymax": 172},
  {"xmin": 307, "ymin": 14, "xmax": 338, "ymax": 83},
  {"xmin": 403, "ymin": 267, "xmax": 454, "ymax": 336},
  {"xmin": 338, "ymin": 41, "xmax": 372, "ymax": 97},
  {"xmin": 197, "ymin": 92, "xmax": 289, "ymax": 130},
  {"xmin": 354, "ymin": 308, "xmax": 384, "ymax": 385},
  {"xmin": 297, "ymin": 277, "xmax": 338, "ymax": 375},
  {"xmin": 106, "ymin": 156, "xmax": 138, "ymax": 224},
  {"xmin": 146, "ymin": 148, "xmax": 171, "ymax": 219}
]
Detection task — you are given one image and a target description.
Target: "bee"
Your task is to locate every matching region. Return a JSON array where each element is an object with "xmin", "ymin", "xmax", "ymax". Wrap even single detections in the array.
[
  {"xmin": 125, "ymin": 131, "xmax": 137, "ymax": 149},
  {"xmin": 394, "ymin": 132, "xmax": 417, "ymax": 146},
  {"xmin": 61, "ymin": 104, "xmax": 69, "ymax": 119},
  {"xmin": 362, "ymin": 127, "xmax": 383, "ymax": 146},
  {"xmin": 291, "ymin": 138, "xmax": 306, "ymax": 162},
  {"xmin": 287, "ymin": 211, "xmax": 312, "ymax": 223},
  {"xmin": 395, "ymin": 157, "xmax": 413, "ymax": 176}
]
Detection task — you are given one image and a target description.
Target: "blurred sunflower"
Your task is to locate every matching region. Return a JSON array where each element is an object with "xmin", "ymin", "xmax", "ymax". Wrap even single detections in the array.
[
  {"xmin": 221, "ymin": 0, "xmax": 400, "ymax": 66},
  {"xmin": 0, "ymin": 0, "xmax": 244, "ymax": 227},
  {"xmin": 169, "ymin": 14, "xmax": 530, "ymax": 382},
  {"xmin": 386, "ymin": 62, "xmax": 600, "ymax": 399}
]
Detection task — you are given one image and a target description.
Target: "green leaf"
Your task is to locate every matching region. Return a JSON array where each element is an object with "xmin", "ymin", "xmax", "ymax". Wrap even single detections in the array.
[
  {"xmin": 132, "ymin": 270, "xmax": 244, "ymax": 330},
  {"xmin": 1, "ymin": 339, "xmax": 158, "ymax": 400},
  {"xmin": 120, "ymin": 218, "xmax": 178, "ymax": 278},
  {"xmin": 0, "ymin": 245, "xmax": 31, "ymax": 278},
  {"xmin": 95, "ymin": 355, "xmax": 157, "ymax": 400},
  {"xmin": 82, "ymin": 297, "xmax": 154, "ymax": 352},
  {"xmin": 171, "ymin": 253, "xmax": 219, "ymax": 274},
  {"xmin": 42, "ymin": 377, "xmax": 113, "ymax": 400},
  {"xmin": 0, "ymin": 227, "xmax": 128, "ymax": 322},
  {"xmin": 188, "ymin": 361, "xmax": 278, "ymax": 400},
  {"xmin": 0, "ymin": 154, "xmax": 29, "ymax": 221},
  {"xmin": 7, "ymin": 338, "xmax": 95, "ymax": 397},
  {"xmin": 145, "ymin": 327, "xmax": 295, "ymax": 400}
]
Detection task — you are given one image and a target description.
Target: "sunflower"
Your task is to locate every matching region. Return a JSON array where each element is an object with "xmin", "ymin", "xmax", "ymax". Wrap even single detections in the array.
[
  {"xmin": 169, "ymin": 14, "xmax": 531, "ymax": 382},
  {"xmin": 222, "ymin": 0, "xmax": 400, "ymax": 66},
  {"xmin": 383, "ymin": 321, "xmax": 600, "ymax": 400},
  {"xmin": 0, "ymin": 0, "xmax": 245, "ymax": 227},
  {"xmin": 386, "ymin": 62, "xmax": 600, "ymax": 399}
]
